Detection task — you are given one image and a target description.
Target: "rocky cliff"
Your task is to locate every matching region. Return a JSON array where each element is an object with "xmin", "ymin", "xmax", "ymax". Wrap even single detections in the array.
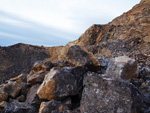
[{"xmin": 0, "ymin": 0, "xmax": 150, "ymax": 113}]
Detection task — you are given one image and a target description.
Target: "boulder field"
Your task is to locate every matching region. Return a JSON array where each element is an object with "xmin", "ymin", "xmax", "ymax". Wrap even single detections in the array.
[{"xmin": 0, "ymin": 0, "xmax": 150, "ymax": 113}]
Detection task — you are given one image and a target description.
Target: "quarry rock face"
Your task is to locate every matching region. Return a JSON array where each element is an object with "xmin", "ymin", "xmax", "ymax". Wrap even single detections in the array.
[{"xmin": 1, "ymin": 0, "xmax": 150, "ymax": 113}]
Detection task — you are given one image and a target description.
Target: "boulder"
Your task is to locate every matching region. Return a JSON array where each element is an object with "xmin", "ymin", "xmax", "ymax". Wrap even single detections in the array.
[
  {"xmin": 81, "ymin": 72, "xmax": 142, "ymax": 113},
  {"xmin": 27, "ymin": 70, "xmax": 48, "ymax": 86},
  {"xmin": 66, "ymin": 45, "xmax": 99, "ymax": 67},
  {"xmin": 26, "ymin": 84, "xmax": 41, "ymax": 107},
  {"xmin": 39, "ymin": 100, "xmax": 70, "ymax": 113},
  {"xmin": 106, "ymin": 56, "xmax": 138, "ymax": 80},
  {"xmin": 37, "ymin": 66, "xmax": 88, "ymax": 100},
  {"xmin": 30, "ymin": 60, "xmax": 53, "ymax": 75},
  {"xmin": 4, "ymin": 82, "xmax": 21, "ymax": 98},
  {"xmin": 10, "ymin": 73, "xmax": 27, "ymax": 83},
  {"xmin": 1, "ymin": 102, "xmax": 36, "ymax": 113}
]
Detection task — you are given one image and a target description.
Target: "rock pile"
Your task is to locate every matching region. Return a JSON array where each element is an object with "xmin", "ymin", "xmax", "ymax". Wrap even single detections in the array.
[{"xmin": 0, "ymin": 0, "xmax": 150, "ymax": 113}]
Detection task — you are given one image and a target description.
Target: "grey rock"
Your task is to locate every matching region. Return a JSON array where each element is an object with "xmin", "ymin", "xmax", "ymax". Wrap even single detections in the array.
[
  {"xmin": 26, "ymin": 84, "xmax": 41, "ymax": 106},
  {"xmin": 106, "ymin": 56, "xmax": 138, "ymax": 80},
  {"xmin": 1, "ymin": 102, "xmax": 36, "ymax": 113},
  {"xmin": 81, "ymin": 72, "xmax": 142, "ymax": 113},
  {"xmin": 37, "ymin": 66, "xmax": 88, "ymax": 100}
]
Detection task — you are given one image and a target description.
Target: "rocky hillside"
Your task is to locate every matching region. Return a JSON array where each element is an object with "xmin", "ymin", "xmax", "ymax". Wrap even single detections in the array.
[
  {"xmin": 0, "ymin": 43, "xmax": 51, "ymax": 83},
  {"xmin": 0, "ymin": 0, "xmax": 150, "ymax": 113},
  {"xmin": 48, "ymin": 0, "xmax": 150, "ymax": 66}
]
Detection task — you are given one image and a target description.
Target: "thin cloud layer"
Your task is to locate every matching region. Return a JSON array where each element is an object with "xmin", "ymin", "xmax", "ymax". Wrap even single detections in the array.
[{"xmin": 0, "ymin": 0, "xmax": 141, "ymax": 46}]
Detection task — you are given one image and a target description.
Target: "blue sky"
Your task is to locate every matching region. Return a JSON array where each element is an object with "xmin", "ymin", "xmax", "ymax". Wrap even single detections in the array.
[{"xmin": 0, "ymin": 0, "xmax": 141, "ymax": 47}]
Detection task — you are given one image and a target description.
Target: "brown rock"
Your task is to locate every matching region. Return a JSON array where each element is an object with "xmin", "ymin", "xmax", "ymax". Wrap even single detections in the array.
[
  {"xmin": 106, "ymin": 56, "xmax": 138, "ymax": 80},
  {"xmin": 66, "ymin": 45, "xmax": 99, "ymax": 67},
  {"xmin": 10, "ymin": 73, "xmax": 27, "ymax": 83},
  {"xmin": 39, "ymin": 100, "xmax": 70, "ymax": 113},
  {"xmin": 37, "ymin": 66, "xmax": 88, "ymax": 100},
  {"xmin": 37, "ymin": 69, "xmax": 56, "ymax": 100},
  {"xmin": 27, "ymin": 70, "xmax": 48, "ymax": 86},
  {"xmin": 30, "ymin": 60, "xmax": 53, "ymax": 75},
  {"xmin": 4, "ymin": 82, "xmax": 21, "ymax": 98}
]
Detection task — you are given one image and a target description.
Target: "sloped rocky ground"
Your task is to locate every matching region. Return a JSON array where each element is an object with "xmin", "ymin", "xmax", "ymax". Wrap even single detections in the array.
[
  {"xmin": 0, "ymin": 0, "xmax": 150, "ymax": 113},
  {"xmin": 0, "ymin": 43, "xmax": 51, "ymax": 83}
]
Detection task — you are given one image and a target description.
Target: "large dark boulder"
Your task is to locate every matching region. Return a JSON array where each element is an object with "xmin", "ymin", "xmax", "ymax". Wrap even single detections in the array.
[
  {"xmin": 37, "ymin": 66, "xmax": 88, "ymax": 100},
  {"xmin": 81, "ymin": 72, "xmax": 142, "ymax": 113},
  {"xmin": 66, "ymin": 45, "xmax": 99, "ymax": 67}
]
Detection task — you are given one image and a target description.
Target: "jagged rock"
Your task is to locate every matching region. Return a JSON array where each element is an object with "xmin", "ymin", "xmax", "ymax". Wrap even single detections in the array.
[
  {"xmin": 26, "ymin": 84, "xmax": 41, "ymax": 107},
  {"xmin": 81, "ymin": 72, "xmax": 142, "ymax": 113},
  {"xmin": 10, "ymin": 73, "xmax": 27, "ymax": 83},
  {"xmin": 4, "ymin": 82, "xmax": 21, "ymax": 98},
  {"xmin": 39, "ymin": 100, "xmax": 70, "ymax": 113},
  {"xmin": 1, "ymin": 102, "xmax": 36, "ymax": 113},
  {"xmin": 27, "ymin": 70, "xmax": 48, "ymax": 86},
  {"xmin": 106, "ymin": 56, "xmax": 138, "ymax": 80},
  {"xmin": 66, "ymin": 45, "xmax": 99, "ymax": 67},
  {"xmin": 29, "ymin": 60, "xmax": 53, "ymax": 75},
  {"xmin": 37, "ymin": 66, "xmax": 88, "ymax": 100}
]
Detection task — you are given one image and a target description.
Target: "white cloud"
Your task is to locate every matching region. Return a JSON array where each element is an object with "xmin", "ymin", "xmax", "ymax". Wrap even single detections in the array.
[
  {"xmin": 0, "ymin": 0, "xmax": 141, "ymax": 33},
  {"xmin": 0, "ymin": 31, "xmax": 27, "ymax": 40},
  {"xmin": 0, "ymin": 0, "xmax": 141, "ymax": 46}
]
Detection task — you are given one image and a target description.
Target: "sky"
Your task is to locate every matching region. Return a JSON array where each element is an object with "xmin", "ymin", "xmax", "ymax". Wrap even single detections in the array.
[{"xmin": 0, "ymin": 0, "xmax": 141, "ymax": 47}]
